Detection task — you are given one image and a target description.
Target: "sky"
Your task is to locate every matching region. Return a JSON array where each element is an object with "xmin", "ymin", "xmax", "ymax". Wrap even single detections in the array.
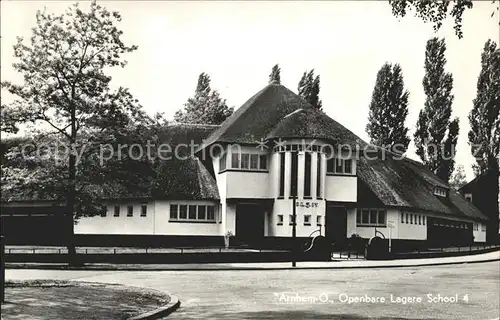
[{"xmin": 1, "ymin": 0, "xmax": 499, "ymax": 182}]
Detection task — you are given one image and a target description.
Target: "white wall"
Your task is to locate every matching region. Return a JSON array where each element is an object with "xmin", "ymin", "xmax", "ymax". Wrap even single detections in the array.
[
  {"xmin": 324, "ymin": 176, "xmax": 357, "ymax": 202},
  {"xmin": 75, "ymin": 202, "xmax": 155, "ymax": 235},
  {"xmin": 225, "ymin": 172, "xmax": 269, "ymax": 198},
  {"xmin": 269, "ymin": 198, "xmax": 325, "ymax": 237},
  {"xmin": 395, "ymin": 210, "xmax": 427, "ymax": 240}
]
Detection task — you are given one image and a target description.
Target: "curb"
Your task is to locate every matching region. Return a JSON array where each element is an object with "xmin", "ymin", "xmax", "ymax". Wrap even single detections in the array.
[
  {"xmin": 5, "ymin": 257, "xmax": 499, "ymax": 271},
  {"xmin": 128, "ymin": 294, "xmax": 180, "ymax": 320}
]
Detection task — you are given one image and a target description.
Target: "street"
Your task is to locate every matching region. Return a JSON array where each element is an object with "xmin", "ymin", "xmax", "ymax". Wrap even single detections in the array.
[{"xmin": 6, "ymin": 261, "xmax": 500, "ymax": 319}]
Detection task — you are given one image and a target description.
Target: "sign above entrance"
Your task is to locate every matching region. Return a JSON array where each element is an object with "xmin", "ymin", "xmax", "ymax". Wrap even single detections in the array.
[{"xmin": 295, "ymin": 201, "xmax": 319, "ymax": 208}]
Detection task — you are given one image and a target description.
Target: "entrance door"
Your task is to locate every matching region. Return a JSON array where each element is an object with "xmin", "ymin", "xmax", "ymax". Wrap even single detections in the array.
[
  {"xmin": 235, "ymin": 204, "xmax": 264, "ymax": 242},
  {"xmin": 325, "ymin": 206, "xmax": 347, "ymax": 247}
]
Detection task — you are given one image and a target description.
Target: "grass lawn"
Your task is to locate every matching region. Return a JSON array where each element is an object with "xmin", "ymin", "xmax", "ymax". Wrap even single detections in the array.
[{"xmin": 1, "ymin": 280, "xmax": 170, "ymax": 320}]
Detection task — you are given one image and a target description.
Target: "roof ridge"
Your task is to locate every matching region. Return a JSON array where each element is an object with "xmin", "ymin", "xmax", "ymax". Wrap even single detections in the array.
[{"xmin": 169, "ymin": 122, "xmax": 221, "ymax": 127}]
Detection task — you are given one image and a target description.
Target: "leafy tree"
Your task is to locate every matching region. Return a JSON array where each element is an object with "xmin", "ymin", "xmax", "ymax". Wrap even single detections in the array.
[
  {"xmin": 366, "ymin": 62, "xmax": 410, "ymax": 154},
  {"xmin": 414, "ymin": 37, "xmax": 459, "ymax": 182},
  {"xmin": 468, "ymin": 39, "xmax": 500, "ymax": 241},
  {"xmin": 1, "ymin": 1, "xmax": 146, "ymax": 262},
  {"xmin": 389, "ymin": 0, "xmax": 499, "ymax": 39},
  {"xmin": 298, "ymin": 69, "xmax": 322, "ymax": 110},
  {"xmin": 449, "ymin": 164, "xmax": 467, "ymax": 190},
  {"xmin": 174, "ymin": 73, "xmax": 233, "ymax": 125},
  {"xmin": 269, "ymin": 64, "xmax": 281, "ymax": 84}
]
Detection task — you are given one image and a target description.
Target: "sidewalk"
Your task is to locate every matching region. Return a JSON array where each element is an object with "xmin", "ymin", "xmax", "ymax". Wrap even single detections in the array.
[{"xmin": 6, "ymin": 249, "xmax": 499, "ymax": 271}]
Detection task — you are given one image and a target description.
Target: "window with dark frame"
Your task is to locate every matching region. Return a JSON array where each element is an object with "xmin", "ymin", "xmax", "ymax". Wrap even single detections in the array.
[
  {"xmin": 170, "ymin": 204, "xmax": 178, "ymax": 220},
  {"xmin": 198, "ymin": 205, "xmax": 206, "ymax": 220},
  {"xmin": 304, "ymin": 215, "xmax": 311, "ymax": 226},
  {"xmin": 357, "ymin": 208, "xmax": 386, "ymax": 227},
  {"xmin": 219, "ymin": 153, "xmax": 226, "ymax": 171},
  {"xmin": 231, "ymin": 153, "xmax": 240, "ymax": 169},
  {"xmin": 344, "ymin": 159, "xmax": 352, "ymax": 174},
  {"xmin": 188, "ymin": 205, "xmax": 197, "ymax": 219},
  {"xmin": 140, "ymin": 204, "xmax": 147, "ymax": 217},
  {"xmin": 335, "ymin": 158, "xmax": 343, "ymax": 173},
  {"xmin": 259, "ymin": 155, "xmax": 267, "ymax": 170},
  {"xmin": 207, "ymin": 206, "xmax": 215, "ymax": 221},
  {"xmin": 405, "ymin": 213, "xmax": 408, "ymax": 224},
  {"xmin": 179, "ymin": 205, "xmax": 188, "ymax": 219},
  {"xmin": 290, "ymin": 152, "xmax": 298, "ymax": 197},
  {"xmin": 279, "ymin": 152, "xmax": 285, "ymax": 197},
  {"xmin": 127, "ymin": 205, "xmax": 133, "ymax": 217},
  {"xmin": 326, "ymin": 158, "xmax": 334, "ymax": 173},
  {"xmin": 277, "ymin": 214, "xmax": 283, "ymax": 225},
  {"xmin": 250, "ymin": 154, "xmax": 259, "ymax": 169},
  {"xmin": 304, "ymin": 152, "xmax": 312, "ymax": 197},
  {"xmin": 401, "ymin": 212, "xmax": 404, "ymax": 223},
  {"xmin": 241, "ymin": 153, "xmax": 250, "ymax": 169},
  {"xmin": 289, "ymin": 214, "xmax": 295, "ymax": 226},
  {"xmin": 410, "ymin": 214, "xmax": 413, "ymax": 224},
  {"xmin": 113, "ymin": 205, "xmax": 120, "ymax": 217},
  {"xmin": 100, "ymin": 205, "xmax": 107, "ymax": 217},
  {"xmin": 316, "ymin": 215, "xmax": 322, "ymax": 226}
]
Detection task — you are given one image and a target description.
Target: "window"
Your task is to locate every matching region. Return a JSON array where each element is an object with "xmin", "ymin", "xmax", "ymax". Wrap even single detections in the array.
[
  {"xmin": 289, "ymin": 214, "xmax": 296, "ymax": 226},
  {"xmin": 179, "ymin": 205, "xmax": 188, "ymax": 219},
  {"xmin": 410, "ymin": 214, "xmax": 413, "ymax": 224},
  {"xmin": 279, "ymin": 153, "xmax": 285, "ymax": 197},
  {"xmin": 304, "ymin": 215, "xmax": 311, "ymax": 226},
  {"xmin": 405, "ymin": 213, "xmax": 408, "ymax": 224},
  {"xmin": 250, "ymin": 154, "xmax": 258, "ymax": 169},
  {"xmin": 434, "ymin": 187, "xmax": 447, "ymax": 197},
  {"xmin": 231, "ymin": 153, "xmax": 240, "ymax": 168},
  {"xmin": 100, "ymin": 205, "xmax": 107, "ymax": 217},
  {"xmin": 189, "ymin": 205, "xmax": 197, "ymax": 219},
  {"xmin": 198, "ymin": 205, "xmax": 206, "ymax": 220},
  {"xmin": 418, "ymin": 215, "xmax": 421, "ymax": 225},
  {"xmin": 170, "ymin": 205, "xmax": 178, "ymax": 220},
  {"xmin": 241, "ymin": 153, "xmax": 250, "ymax": 169},
  {"xmin": 113, "ymin": 205, "xmax": 120, "ymax": 217},
  {"xmin": 259, "ymin": 155, "xmax": 267, "ymax": 170},
  {"xmin": 316, "ymin": 154, "xmax": 322, "ymax": 198},
  {"xmin": 316, "ymin": 215, "xmax": 322, "ymax": 226},
  {"xmin": 304, "ymin": 152, "xmax": 312, "ymax": 197},
  {"xmin": 170, "ymin": 204, "xmax": 216, "ymax": 222},
  {"xmin": 481, "ymin": 224, "xmax": 486, "ymax": 232},
  {"xmin": 219, "ymin": 153, "xmax": 226, "ymax": 171},
  {"xmin": 344, "ymin": 159, "xmax": 352, "ymax": 174},
  {"xmin": 326, "ymin": 157, "xmax": 334, "ymax": 173},
  {"xmin": 356, "ymin": 208, "xmax": 386, "ymax": 227},
  {"xmin": 423, "ymin": 216, "xmax": 426, "ymax": 225},
  {"xmin": 401, "ymin": 212, "xmax": 404, "ymax": 223},
  {"xmin": 127, "ymin": 205, "xmax": 134, "ymax": 217},
  {"xmin": 290, "ymin": 152, "xmax": 298, "ymax": 197},
  {"xmin": 465, "ymin": 193, "xmax": 472, "ymax": 203},
  {"xmin": 229, "ymin": 152, "xmax": 267, "ymax": 171},
  {"xmin": 140, "ymin": 204, "xmax": 147, "ymax": 217},
  {"xmin": 326, "ymin": 158, "xmax": 354, "ymax": 175},
  {"xmin": 207, "ymin": 206, "xmax": 215, "ymax": 221},
  {"xmin": 277, "ymin": 214, "xmax": 283, "ymax": 225},
  {"xmin": 362, "ymin": 209, "xmax": 369, "ymax": 224}
]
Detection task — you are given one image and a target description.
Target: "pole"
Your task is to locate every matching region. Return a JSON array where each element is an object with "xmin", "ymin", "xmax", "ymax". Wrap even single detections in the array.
[
  {"xmin": 389, "ymin": 227, "xmax": 392, "ymax": 253},
  {"xmin": 1, "ymin": 235, "xmax": 5, "ymax": 303},
  {"xmin": 292, "ymin": 196, "xmax": 297, "ymax": 267}
]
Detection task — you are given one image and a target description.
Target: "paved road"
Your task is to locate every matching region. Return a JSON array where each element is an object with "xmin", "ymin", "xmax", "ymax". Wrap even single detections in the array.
[{"xmin": 6, "ymin": 261, "xmax": 500, "ymax": 319}]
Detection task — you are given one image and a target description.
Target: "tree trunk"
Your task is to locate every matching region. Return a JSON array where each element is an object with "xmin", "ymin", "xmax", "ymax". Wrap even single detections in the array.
[{"xmin": 66, "ymin": 150, "xmax": 77, "ymax": 264}]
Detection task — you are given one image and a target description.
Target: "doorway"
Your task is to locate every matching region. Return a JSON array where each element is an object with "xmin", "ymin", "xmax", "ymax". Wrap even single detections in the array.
[
  {"xmin": 325, "ymin": 206, "xmax": 347, "ymax": 247},
  {"xmin": 235, "ymin": 204, "xmax": 264, "ymax": 242}
]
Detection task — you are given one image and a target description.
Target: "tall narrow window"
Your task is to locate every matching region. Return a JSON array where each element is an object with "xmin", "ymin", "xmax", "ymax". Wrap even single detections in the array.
[
  {"xmin": 219, "ymin": 153, "xmax": 226, "ymax": 171},
  {"xmin": 170, "ymin": 205, "xmax": 178, "ymax": 220},
  {"xmin": 113, "ymin": 205, "xmax": 120, "ymax": 217},
  {"xmin": 304, "ymin": 152, "xmax": 312, "ymax": 197},
  {"xmin": 279, "ymin": 152, "xmax": 285, "ymax": 198},
  {"xmin": 290, "ymin": 152, "xmax": 298, "ymax": 197},
  {"xmin": 344, "ymin": 159, "xmax": 352, "ymax": 174},
  {"xmin": 316, "ymin": 154, "xmax": 321, "ymax": 198},
  {"xmin": 259, "ymin": 155, "xmax": 267, "ymax": 170},
  {"xmin": 326, "ymin": 158, "xmax": 334, "ymax": 173},
  {"xmin": 241, "ymin": 153, "xmax": 250, "ymax": 169},
  {"xmin": 127, "ymin": 205, "xmax": 133, "ymax": 217},
  {"xmin": 250, "ymin": 154, "xmax": 258, "ymax": 169},
  {"xmin": 231, "ymin": 152, "xmax": 240, "ymax": 169},
  {"xmin": 335, "ymin": 158, "xmax": 343, "ymax": 174},
  {"xmin": 140, "ymin": 204, "xmax": 147, "ymax": 217}
]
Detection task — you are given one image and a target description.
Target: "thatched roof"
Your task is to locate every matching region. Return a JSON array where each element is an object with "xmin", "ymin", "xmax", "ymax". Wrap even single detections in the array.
[
  {"xmin": 266, "ymin": 108, "xmax": 367, "ymax": 149},
  {"xmin": 199, "ymin": 83, "xmax": 311, "ymax": 149},
  {"xmin": 357, "ymin": 156, "xmax": 488, "ymax": 221}
]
